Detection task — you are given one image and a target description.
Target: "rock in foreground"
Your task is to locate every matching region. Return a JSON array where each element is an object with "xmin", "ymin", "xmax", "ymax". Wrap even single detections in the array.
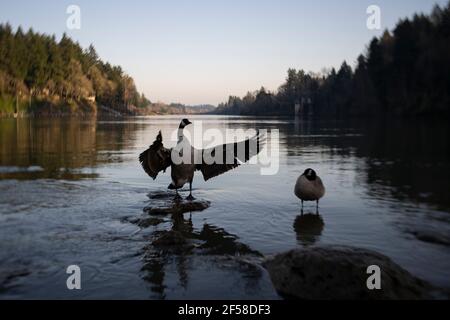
[{"xmin": 264, "ymin": 246, "xmax": 441, "ymax": 300}]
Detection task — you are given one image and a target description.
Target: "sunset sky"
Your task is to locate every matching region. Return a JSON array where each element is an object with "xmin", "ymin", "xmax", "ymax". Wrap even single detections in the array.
[{"xmin": 0, "ymin": 0, "xmax": 446, "ymax": 105}]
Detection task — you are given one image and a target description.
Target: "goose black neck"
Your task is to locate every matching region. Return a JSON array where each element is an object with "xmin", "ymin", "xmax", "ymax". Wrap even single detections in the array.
[{"xmin": 177, "ymin": 128, "xmax": 184, "ymax": 142}]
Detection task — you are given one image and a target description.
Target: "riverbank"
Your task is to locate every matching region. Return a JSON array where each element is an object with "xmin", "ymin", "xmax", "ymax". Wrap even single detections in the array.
[
  {"xmin": 0, "ymin": 93, "xmax": 98, "ymax": 118},
  {"xmin": 0, "ymin": 100, "xmax": 215, "ymax": 118}
]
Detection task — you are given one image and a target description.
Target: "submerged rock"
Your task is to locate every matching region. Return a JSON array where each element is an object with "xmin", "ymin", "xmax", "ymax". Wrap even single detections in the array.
[
  {"xmin": 0, "ymin": 268, "xmax": 30, "ymax": 292},
  {"xmin": 263, "ymin": 246, "xmax": 441, "ymax": 300},
  {"xmin": 137, "ymin": 217, "xmax": 165, "ymax": 228},
  {"xmin": 145, "ymin": 229, "xmax": 195, "ymax": 255},
  {"xmin": 152, "ymin": 230, "xmax": 187, "ymax": 246},
  {"xmin": 122, "ymin": 216, "xmax": 165, "ymax": 228},
  {"xmin": 409, "ymin": 230, "xmax": 450, "ymax": 246}
]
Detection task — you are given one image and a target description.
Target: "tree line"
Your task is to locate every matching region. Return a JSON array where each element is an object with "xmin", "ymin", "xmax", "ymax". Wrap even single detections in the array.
[
  {"xmin": 0, "ymin": 24, "xmax": 150, "ymax": 115},
  {"xmin": 215, "ymin": 2, "xmax": 450, "ymax": 117}
]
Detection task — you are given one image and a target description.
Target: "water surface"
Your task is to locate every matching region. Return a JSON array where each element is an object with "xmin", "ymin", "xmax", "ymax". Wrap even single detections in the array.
[{"xmin": 0, "ymin": 115, "xmax": 449, "ymax": 299}]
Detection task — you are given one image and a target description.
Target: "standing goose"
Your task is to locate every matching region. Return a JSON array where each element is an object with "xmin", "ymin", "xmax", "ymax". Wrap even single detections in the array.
[
  {"xmin": 139, "ymin": 118, "xmax": 265, "ymax": 200},
  {"xmin": 294, "ymin": 168, "xmax": 325, "ymax": 209}
]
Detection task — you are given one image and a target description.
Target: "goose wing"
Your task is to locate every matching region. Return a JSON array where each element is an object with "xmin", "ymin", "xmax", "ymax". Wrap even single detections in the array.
[
  {"xmin": 139, "ymin": 131, "xmax": 172, "ymax": 180},
  {"xmin": 197, "ymin": 131, "xmax": 265, "ymax": 181}
]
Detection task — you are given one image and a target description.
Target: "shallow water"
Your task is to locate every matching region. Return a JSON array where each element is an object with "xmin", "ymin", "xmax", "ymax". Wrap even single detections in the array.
[{"xmin": 0, "ymin": 115, "xmax": 449, "ymax": 299}]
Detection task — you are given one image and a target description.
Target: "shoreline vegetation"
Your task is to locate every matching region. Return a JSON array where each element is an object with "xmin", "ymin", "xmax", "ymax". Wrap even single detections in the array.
[
  {"xmin": 0, "ymin": 23, "xmax": 214, "ymax": 118},
  {"xmin": 213, "ymin": 3, "xmax": 450, "ymax": 118},
  {"xmin": 1, "ymin": 2, "xmax": 449, "ymax": 119}
]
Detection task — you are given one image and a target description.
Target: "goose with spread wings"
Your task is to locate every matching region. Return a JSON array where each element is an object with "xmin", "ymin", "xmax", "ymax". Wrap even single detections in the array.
[{"xmin": 139, "ymin": 119, "xmax": 265, "ymax": 200}]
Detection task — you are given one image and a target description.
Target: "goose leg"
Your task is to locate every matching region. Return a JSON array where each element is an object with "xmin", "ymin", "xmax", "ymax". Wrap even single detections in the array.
[
  {"xmin": 186, "ymin": 182, "xmax": 195, "ymax": 201},
  {"xmin": 316, "ymin": 200, "xmax": 319, "ymax": 214},
  {"xmin": 174, "ymin": 188, "xmax": 182, "ymax": 201}
]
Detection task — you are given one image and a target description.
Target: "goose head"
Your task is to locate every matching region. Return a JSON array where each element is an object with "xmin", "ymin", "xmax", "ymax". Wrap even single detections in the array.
[
  {"xmin": 303, "ymin": 168, "xmax": 317, "ymax": 181},
  {"xmin": 179, "ymin": 118, "xmax": 192, "ymax": 129}
]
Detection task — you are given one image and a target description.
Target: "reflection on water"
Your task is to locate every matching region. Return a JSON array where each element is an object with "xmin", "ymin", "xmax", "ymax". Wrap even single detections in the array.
[
  {"xmin": 132, "ymin": 191, "xmax": 270, "ymax": 299},
  {"xmin": 0, "ymin": 115, "xmax": 449, "ymax": 298},
  {"xmin": 0, "ymin": 117, "xmax": 143, "ymax": 180},
  {"xmin": 139, "ymin": 203, "xmax": 268, "ymax": 299},
  {"xmin": 293, "ymin": 213, "xmax": 324, "ymax": 246}
]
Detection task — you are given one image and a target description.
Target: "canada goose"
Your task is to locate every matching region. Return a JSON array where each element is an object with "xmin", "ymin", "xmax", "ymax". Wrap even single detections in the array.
[
  {"xmin": 139, "ymin": 118, "xmax": 264, "ymax": 200},
  {"xmin": 294, "ymin": 168, "xmax": 325, "ymax": 209},
  {"xmin": 169, "ymin": 118, "xmax": 196, "ymax": 200}
]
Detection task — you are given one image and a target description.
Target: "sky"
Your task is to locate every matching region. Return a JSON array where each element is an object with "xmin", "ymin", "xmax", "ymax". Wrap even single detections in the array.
[{"xmin": 0, "ymin": 0, "xmax": 447, "ymax": 105}]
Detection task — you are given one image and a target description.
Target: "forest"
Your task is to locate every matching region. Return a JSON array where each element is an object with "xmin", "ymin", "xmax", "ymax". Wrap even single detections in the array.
[
  {"xmin": 215, "ymin": 3, "xmax": 450, "ymax": 117},
  {"xmin": 0, "ymin": 24, "xmax": 151, "ymax": 116},
  {"xmin": 1, "ymin": 2, "xmax": 449, "ymax": 118}
]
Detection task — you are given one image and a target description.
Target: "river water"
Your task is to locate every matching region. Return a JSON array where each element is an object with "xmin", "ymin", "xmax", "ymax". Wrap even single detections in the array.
[{"xmin": 0, "ymin": 115, "xmax": 449, "ymax": 299}]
